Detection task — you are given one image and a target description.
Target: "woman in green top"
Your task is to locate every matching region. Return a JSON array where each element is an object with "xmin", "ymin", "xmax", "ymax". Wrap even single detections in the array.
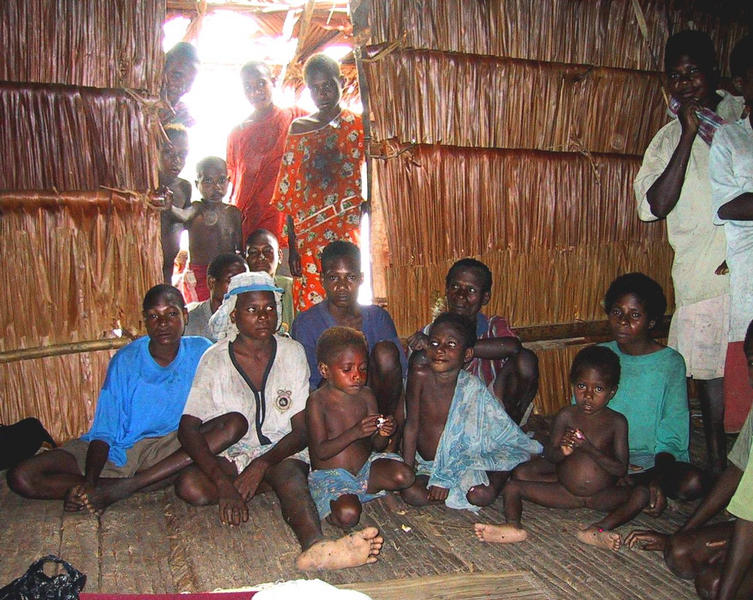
[{"xmin": 601, "ymin": 273, "xmax": 707, "ymax": 515}]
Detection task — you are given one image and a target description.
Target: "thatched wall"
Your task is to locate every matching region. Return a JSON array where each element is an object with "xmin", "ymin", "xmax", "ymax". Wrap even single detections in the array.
[
  {"xmin": 357, "ymin": 0, "xmax": 747, "ymax": 415},
  {"xmin": 0, "ymin": 0, "xmax": 163, "ymax": 92},
  {"xmin": 0, "ymin": 2, "xmax": 164, "ymax": 442}
]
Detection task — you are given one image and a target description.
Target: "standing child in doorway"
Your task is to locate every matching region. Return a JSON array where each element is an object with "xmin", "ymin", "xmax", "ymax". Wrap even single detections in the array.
[
  {"xmin": 475, "ymin": 346, "xmax": 649, "ymax": 551},
  {"xmin": 306, "ymin": 327, "xmax": 414, "ymax": 528},
  {"xmin": 169, "ymin": 157, "xmax": 243, "ymax": 302}
]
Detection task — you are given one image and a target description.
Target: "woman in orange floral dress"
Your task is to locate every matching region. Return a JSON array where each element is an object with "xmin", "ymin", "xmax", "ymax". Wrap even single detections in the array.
[{"xmin": 272, "ymin": 54, "xmax": 365, "ymax": 311}]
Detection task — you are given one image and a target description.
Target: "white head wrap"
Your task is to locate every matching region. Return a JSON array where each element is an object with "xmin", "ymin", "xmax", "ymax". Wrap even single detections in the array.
[{"xmin": 208, "ymin": 271, "xmax": 284, "ymax": 341}]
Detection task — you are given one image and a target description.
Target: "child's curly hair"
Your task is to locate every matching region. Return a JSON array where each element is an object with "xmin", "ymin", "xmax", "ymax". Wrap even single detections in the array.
[
  {"xmin": 570, "ymin": 345, "xmax": 621, "ymax": 390},
  {"xmin": 316, "ymin": 326, "xmax": 368, "ymax": 366}
]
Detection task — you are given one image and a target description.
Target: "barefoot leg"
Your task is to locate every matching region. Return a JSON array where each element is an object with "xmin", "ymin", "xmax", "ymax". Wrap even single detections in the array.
[
  {"xmin": 503, "ymin": 479, "xmax": 582, "ymax": 525},
  {"xmin": 296, "ymin": 527, "xmax": 384, "ymax": 571},
  {"xmin": 400, "ymin": 474, "xmax": 432, "ymax": 506},
  {"xmin": 366, "ymin": 458, "xmax": 415, "ymax": 494},
  {"xmin": 492, "ymin": 348, "xmax": 538, "ymax": 424},
  {"xmin": 368, "ymin": 341, "xmax": 403, "ymax": 416},
  {"xmin": 511, "ymin": 456, "xmax": 557, "ymax": 482},
  {"xmin": 466, "ymin": 470, "xmax": 509, "ymax": 507},
  {"xmin": 7, "ymin": 449, "xmax": 84, "ymax": 500},
  {"xmin": 576, "ymin": 526, "xmax": 622, "ymax": 551},
  {"xmin": 264, "ymin": 458, "xmax": 323, "ymax": 551},
  {"xmin": 474, "ymin": 523, "xmax": 528, "ymax": 544},
  {"xmin": 587, "ymin": 485, "xmax": 650, "ymax": 531}
]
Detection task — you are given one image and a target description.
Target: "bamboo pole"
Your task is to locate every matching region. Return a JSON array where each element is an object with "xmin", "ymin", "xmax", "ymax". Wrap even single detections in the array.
[{"xmin": 0, "ymin": 338, "xmax": 130, "ymax": 364}]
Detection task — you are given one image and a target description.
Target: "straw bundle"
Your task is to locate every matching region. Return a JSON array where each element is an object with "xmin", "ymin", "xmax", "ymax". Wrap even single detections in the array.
[
  {"xmin": 0, "ymin": 83, "xmax": 157, "ymax": 191},
  {"xmin": 384, "ymin": 240, "xmax": 674, "ymax": 337},
  {"xmin": 364, "ymin": 51, "xmax": 667, "ymax": 155},
  {"xmin": 373, "ymin": 146, "xmax": 663, "ymax": 266},
  {"xmin": 364, "ymin": 0, "xmax": 667, "ymax": 70},
  {"xmin": 0, "ymin": 0, "xmax": 164, "ymax": 93},
  {"xmin": 1, "ymin": 351, "xmax": 114, "ymax": 444},
  {"xmin": 0, "ymin": 191, "xmax": 161, "ymax": 351},
  {"xmin": 364, "ymin": 0, "xmax": 748, "ymax": 76}
]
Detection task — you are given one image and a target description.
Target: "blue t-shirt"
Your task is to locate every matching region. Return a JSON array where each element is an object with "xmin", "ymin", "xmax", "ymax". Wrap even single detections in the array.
[
  {"xmin": 82, "ymin": 335, "xmax": 211, "ymax": 466},
  {"xmin": 291, "ymin": 300, "xmax": 407, "ymax": 391},
  {"xmin": 599, "ymin": 340, "xmax": 690, "ymax": 469}
]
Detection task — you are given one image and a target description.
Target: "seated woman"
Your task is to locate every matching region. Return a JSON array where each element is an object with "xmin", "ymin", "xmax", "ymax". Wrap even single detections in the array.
[
  {"xmin": 6, "ymin": 285, "xmax": 242, "ymax": 515},
  {"xmin": 515, "ymin": 273, "xmax": 706, "ymax": 513}
]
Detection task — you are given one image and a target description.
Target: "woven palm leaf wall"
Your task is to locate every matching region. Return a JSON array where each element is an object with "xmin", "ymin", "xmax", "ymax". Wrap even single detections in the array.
[
  {"xmin": 0, "ymin": 0, "xmax": 164, "ymax": 441},
  {"xmin": 356, "ymin": 0, "xmax": 747, "ymax": 414}
]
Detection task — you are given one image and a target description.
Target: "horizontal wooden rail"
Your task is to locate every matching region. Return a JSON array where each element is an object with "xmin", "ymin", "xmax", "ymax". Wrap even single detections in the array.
[
  {"xmin": 0, "ymin": 315, "xmax": 672, "ymax": 364},
  {"xmin": 0, "ymin": 338, "xmax": 130, "ymax": 364}
]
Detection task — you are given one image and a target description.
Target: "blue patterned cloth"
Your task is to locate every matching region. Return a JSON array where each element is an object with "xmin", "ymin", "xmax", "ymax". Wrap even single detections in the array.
[
  {"xmin": 421, "ymin": 370, "xmax": 543, "ymax": 512},
  {"xmin": 309, "ymin": 452, "xmax": 403, "ymax": 518}
]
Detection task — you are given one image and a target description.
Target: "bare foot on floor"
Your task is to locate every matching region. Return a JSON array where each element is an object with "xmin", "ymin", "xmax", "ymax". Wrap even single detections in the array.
[
  {"xmin": 77, "ymin": 479, "xmax": 134, "ymax": 516},
  {"xmin": 295, "ymin": 527, "xmax": 383, "ymax": 570},
  {"xmin": 473, "ymin": 523, "xmax": 528, "ymax": 544},
  {"xmin": 576, "ymin": 526, "xmax": 621, "ymax": 551},
  {"xmin": 63, "ymin": 485, "xmax": 87, "ymax": 512}
]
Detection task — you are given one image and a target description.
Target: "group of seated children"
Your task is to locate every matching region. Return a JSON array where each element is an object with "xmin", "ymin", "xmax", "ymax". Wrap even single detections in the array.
[{"xmin": 6, "ymin": 246, "xmax": 753, "ymax": 593}]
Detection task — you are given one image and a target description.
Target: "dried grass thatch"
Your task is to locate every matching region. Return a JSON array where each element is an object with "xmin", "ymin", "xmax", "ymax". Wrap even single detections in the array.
[
  {"xmin": 0, "ymin": 0, "xmax": 165, "ymax": 93},
  {"xmin": 384, "ymin": 241, "xmax": 674, "ymax": 336},
  {"xmin": 0, "ymin": 191, "xmax": 161, "ymax": 351},
  {"xmin": 1, "ymin": 351, "xmax": 114, "ymax": 443},
  {"xmin": 0, "ymin": 83, "xmax": 157, "ymax": 191},
  {"xmin": 364, "ymin": 51, "xmax": 667, "ymax": 155},
  {"xmin": 363, "ymin": 0, "xmax": 748, "ymax": 76},
  {"xmin": 0, "ymin": 191, "xmax": 161, "ymax": 440},
  {"xmin": 373, "ymin": 145, "xmax": 664, "ymax": 266}
]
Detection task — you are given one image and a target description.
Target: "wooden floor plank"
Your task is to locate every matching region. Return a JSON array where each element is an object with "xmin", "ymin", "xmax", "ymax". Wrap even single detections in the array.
[
  {"xmin": 0, "ymin": 480, "xmax": 63, "ymax": 582},
  {"xmin": 59, "ymin": 511, "xmax": 101, "ymax": 592},
  {"xmin": 0, "ymin": 424, "xmax": 725, "ymax": 598},
  {"xmin": 98, "ymin": 490, "xmax": 174, "ymax": 594}
]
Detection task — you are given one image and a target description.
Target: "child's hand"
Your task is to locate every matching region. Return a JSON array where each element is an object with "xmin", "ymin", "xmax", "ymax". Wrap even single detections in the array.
[
  {"xmin": 376, "ymin": 415, "xmax": 395, "ymax": 437},
  {"xmin": 560, "ymin": 444, "xmax": 574, "ymax": 456},
  {"xmin": 427, "ymin": 485, "xmax": 449, "ymax": 501},
  {"xmin": 147, "ymin": 186, "xmax": 173, "ymax": 211},
  {"xmin": 354, "ymin": 415, "xmax": 379, "ymax": 438},
  {"xmin": 562, "ymin": 427, "xmax": 587, "ymax": 448},
  {"xmin": 715, "ymin": 260, "xmax": 729, "ymax": 275},
  {"xmin": 407, "ymin": 331, "xmax": 429, "ymax": 351}
]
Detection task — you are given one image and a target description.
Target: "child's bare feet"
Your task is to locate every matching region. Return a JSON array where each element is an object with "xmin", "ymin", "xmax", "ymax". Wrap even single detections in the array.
[
  {"xmin": 473, "ymin": 523, "xmax": 528, "ymax": 544},
  {"xmin": 295, "ymin": 527, "xmax": 383, "ymax": 570},
  {"xmin": 576, "ymin": 526, "xmax": 621, "ymax": 551}
]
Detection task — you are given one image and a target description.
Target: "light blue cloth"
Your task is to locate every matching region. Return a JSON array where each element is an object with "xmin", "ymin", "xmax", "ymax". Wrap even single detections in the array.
[
  {"xmin": 422, "ymin": 370, "xmax": 542, "ymax": 512},
  {"xmin": 308, "ymin": 452, "xmax": 403, "ymax": 518},
  {"xmin": 82, "ymin": 336, "xmax": 211, "ymax": 466}
]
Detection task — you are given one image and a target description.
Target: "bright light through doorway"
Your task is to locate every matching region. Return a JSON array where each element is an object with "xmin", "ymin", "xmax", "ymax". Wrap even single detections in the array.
[{"xmin": 163, "ymin": 12, "xmax": 372, "ymax": 303}]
